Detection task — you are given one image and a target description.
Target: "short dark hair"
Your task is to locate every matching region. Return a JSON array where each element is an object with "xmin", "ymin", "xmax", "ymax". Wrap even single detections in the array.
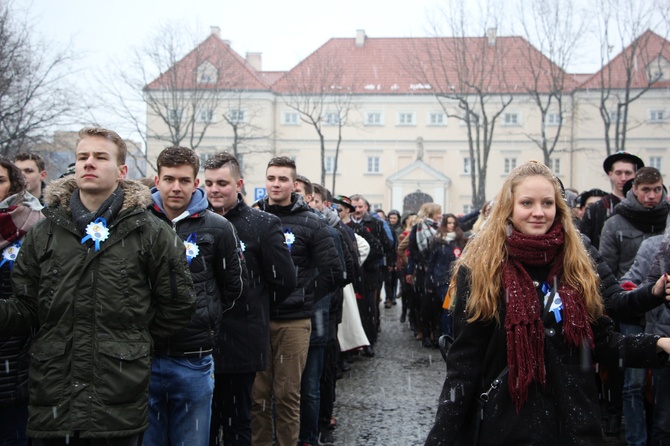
[
  {"xmin": 14, "ymin": 152, "xmax": 45, "ymax": 172},
  {"xmin": 77, "ymin": 127, "xmax": 127, "ymax": 165},
  {"xmin": 633, "ymin": 166, "xmax": 663, "ymax": 187},
  {"xmin": 156, "ymin": 146, "xmax": 199, "ymax": 177},
  {"xmin": 312, "ymin": 183, "xmax": 327, "ymax": 201},
  {"xmin": 267, "ymin": 156, "xmax": 296, "ymax": 180},
  {"xmin": 203, "ymin": 152, "xmax": 241, "ymax": 179},
  {"xmin": 295, "ymin": 174, "xmax": 313, "ymax": 195},
  {"xmin": 0, "ymin": 156, "xmax": 26, "ymax": 196}
]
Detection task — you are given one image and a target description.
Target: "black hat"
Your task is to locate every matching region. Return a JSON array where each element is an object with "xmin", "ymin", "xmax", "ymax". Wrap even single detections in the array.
[
  {"xmin": 333, "ymin": 195, "xmax": 355, "ymax": 212},
  {"xmin": 603, "ymin": 151, "xmax": 644, "ymax": 174}
]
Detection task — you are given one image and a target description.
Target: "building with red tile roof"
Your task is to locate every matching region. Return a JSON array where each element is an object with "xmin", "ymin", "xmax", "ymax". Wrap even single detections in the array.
[{"xmin": 144, "ymin": 28, "xmax": 669, "ymax": 213}]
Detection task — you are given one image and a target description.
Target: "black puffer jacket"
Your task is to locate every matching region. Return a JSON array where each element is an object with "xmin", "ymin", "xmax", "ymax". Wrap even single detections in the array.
[
  {"xmin": 214, "ymin": 196, "xmax": 296, "ymax": 374},
  {"xmin": 150, "ymin": 188, "xmax": 247, "ymax": 356},
  {"xmin": 258, "ymin": 194, "xmax": 342, "ymax": 320}
]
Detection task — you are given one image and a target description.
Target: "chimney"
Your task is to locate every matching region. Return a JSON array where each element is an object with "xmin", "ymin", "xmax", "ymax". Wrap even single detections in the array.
[
  {"xmin": 487, "ymin": 27, "xmax": 497, "ymax": 46},
  {"xmin": 210, "ymin": 26, "xmax": 221, "ymax": 38},
  {"xmin": 246, "ymin": 52, "xmax": 262, "ymax": 71},
  {"xmin": 355, "ymin": 29, "xmax": 366, "ymax": 47}
]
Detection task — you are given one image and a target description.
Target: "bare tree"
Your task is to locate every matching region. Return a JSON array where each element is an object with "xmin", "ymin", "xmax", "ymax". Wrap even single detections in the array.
[
  {"xmin": 515, "ymin": 0, "xmax": 586, "ymax": 165},
  {"xmin": 96, "ymin": 24, "xmax": 268, "ymax": 175},
  {"xmin": 275, "ymin": 54, "xmax": 356, "ymax": 187},
  {"xmin": 0, "ymin": 1, "xmax": 76, "ymax": 157},
  {"xmin": 591, "ymin": 0, "xmax": 670, "ymax": 155},
  {"xmin": 408, "ymin": 0, "xmax": 513, "ymax": 208},
  {"xmin": 218, "ymin": 86, "xmax": 275, "ymax": 178}
]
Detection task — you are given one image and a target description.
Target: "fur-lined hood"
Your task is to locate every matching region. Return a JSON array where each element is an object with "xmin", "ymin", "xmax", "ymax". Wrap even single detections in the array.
[{"xmin": 43, "ymin": 177, "xmax": 152, "ymax": 212}]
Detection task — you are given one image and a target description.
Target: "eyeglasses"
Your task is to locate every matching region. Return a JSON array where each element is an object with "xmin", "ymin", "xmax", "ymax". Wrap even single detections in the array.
[{"xmin": 336, "ymin": 207, "xmax": 343, "ymax": 212}]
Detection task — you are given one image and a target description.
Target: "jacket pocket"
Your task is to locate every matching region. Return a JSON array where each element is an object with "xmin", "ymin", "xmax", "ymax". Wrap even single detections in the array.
[
  {"xmin": 95, "ymin": 341, "xmax": 151, "ymax": 405},
  {"xmin": 29, "ymin": 340, "xmax": 67, "ymax": 406}
]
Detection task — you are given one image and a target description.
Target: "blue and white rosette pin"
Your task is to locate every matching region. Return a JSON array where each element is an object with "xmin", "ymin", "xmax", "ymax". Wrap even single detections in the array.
[
  {"xmin": 184, "ymin": 232, "xmax": 199, "ymax": 265},
  {"xmin": 283, "ymin": 228, "xmax": 295, "ymax": 252},
  {"xmin": 0, "ymin": 240, "xmax": 21, "ymax": 269},
  {"xmin": 81, "ymin": 217, "xmax": 109, "ymax": 252}
]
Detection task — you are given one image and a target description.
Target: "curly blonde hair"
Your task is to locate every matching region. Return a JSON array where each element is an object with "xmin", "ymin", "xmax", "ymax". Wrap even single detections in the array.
[{"xmin": 450, "ymin": 161, "xmax": 603, "ymax": 322}]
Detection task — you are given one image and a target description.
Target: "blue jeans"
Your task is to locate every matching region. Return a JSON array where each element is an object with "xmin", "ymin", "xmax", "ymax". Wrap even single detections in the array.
[
  {"xmin": 620, "ymin": 323, "xmax": 647, "ymax": 446},
  {"xmin": 0, "ymin": 403, "xmax": 28, "ymax": 446},
  {"xmin": 144, "ymin": 354, "xmax": 214, "ymax": 446},
  {"xmin": 652, "ymin": 364, "xmax": 670, "ymax": 445},
  {"xmin": 299, "ymin": 295, "xmax": 331, "ymax": 445}
]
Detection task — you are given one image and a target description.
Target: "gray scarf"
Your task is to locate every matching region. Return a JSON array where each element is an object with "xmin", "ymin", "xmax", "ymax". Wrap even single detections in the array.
[{"xmin": 70, "ymin": 186, "xmax": 125, "ymax": 234}]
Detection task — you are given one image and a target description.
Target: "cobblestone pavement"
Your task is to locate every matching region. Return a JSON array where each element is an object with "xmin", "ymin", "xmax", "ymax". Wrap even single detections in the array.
[
  {"xmin": 330, "ymin": 301, "xmax": 628, "ymax": 446},
  {"xmin": 331, "ymin": 302, "xmax": 444, "ymax": 446}
]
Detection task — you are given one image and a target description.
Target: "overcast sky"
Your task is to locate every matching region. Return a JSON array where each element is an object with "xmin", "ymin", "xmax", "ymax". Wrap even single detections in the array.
[{"xmin": 28, "ymin": 0, "xmax": 442, "ymax": 74}]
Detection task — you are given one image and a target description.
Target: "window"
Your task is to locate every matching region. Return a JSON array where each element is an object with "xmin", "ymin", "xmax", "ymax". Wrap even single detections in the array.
[
  {"xmin": 365, "ymin": 112, "xmax": 382, "ymax": 126},
  {"xmin": 196, "ymin": 62, "xmax": 218, "ymax": 84},
  {"xmin": 282, "ymin": 112, "xmax": 299, "ymax": 125},
  {"xmin": 503, "ymin": 112, "xmax": 520, "ymax": 126},
  {"xmin": 546, "ymin": 113, "xmax": 562, "ymax": 126},
  {"xmin": 323, "ymin": 112, "xmax": 340, "ymax": 126},
  {"xmin": 199, "ymin": 153, "xmax": 211, "ymax": 170},
  {"xmin": 649, "ymin": 156, "xmax": 662, "ymax": 170},
  {"xmin": 463, "ymin": 157, "xmax": 473, "ymax": 175},
  {"xmin": 609, "ymin": 109, "xmax": 623, "ymax": 123},
  {"xmin": 228, "ymin": 109, "xmax": 245, "ymax": 124},
  {"xmin": 460, "ymin": 111, "xmax": 479, "ymax": 126},
  {"xmin": 549, "ymin": 158, "xmax": 561, "ymax": 175},
  {"xmin": 366, "ymin": 156, "xmax": 380, "ymax": 174},
  {"xmin": 325, "ymin": 156, "xmax": 337, "ymax": 174},
  {"xmin": 649, "ymin": 110, "xmax": 666, "ymax": 122},
  {"xmin": 503, "ymin": 157, "xmax": 517, "ymax": 175},
  {"xmin": 463, "ymin": 204, "xmax": 474, "ymax": 214},
  {"xmin": 197, "ymin": 109, "xmax": 213, "ymax": 123},
  {"xmin": 397, "ymin": 112, "xmax": 415, "ymax": 126},
  {"xmin": 429, "ymin": 112, "xmax": 446, "ymax": 126},
  {"xmin": 168, "ymin": 109, "xmax": 183, "ymax": 126}
]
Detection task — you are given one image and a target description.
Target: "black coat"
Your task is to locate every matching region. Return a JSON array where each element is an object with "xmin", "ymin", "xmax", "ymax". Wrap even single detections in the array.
[
  {"xmin": 150, "ymin": 196, "xmax": 247, "ymax": 357},
  {"xmin": 0, "ymin": 261, "xmax": 29, "ymax": 409},
  {"xmin": 214, "ymin": 196, "xmax": 296, "ymax": 374},
  {"xmin": 258, "ymin": 194, "xmax": 342, "ymax": 320},
  {"xmin": 425, "ymin": 238, "xmax": 668, "ymax": 446},
  {"xmin": 578, "ymin": 194, "xmax": 620, "ymax": 249}
]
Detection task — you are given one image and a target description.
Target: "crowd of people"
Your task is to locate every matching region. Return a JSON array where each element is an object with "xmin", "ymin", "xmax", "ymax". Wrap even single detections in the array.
[{"xmin": 0, "ymin": 127, "xmax": 669, "ymax": 446}]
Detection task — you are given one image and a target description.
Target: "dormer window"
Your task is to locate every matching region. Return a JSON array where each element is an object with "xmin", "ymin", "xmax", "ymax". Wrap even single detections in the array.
[{"xmin": 196, "ymin": 61, "xmax": 218, "ymax": 84}]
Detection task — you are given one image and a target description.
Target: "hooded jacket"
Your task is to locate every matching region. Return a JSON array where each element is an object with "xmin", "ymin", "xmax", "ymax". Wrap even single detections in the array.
[
  {"xmin": 214, "ymin": 194, "xmax": 296, "ymax": 374},
  {"xmin": 600, "ymin": 188, "xmax": 669, "ymax": 279},
  {"xmin": 0, "ymin": 178, "xmax": 196, "ymax": 439},
  {"xmin": 0, "ymin": 192, "xmax": 43, "ymax": 409},
  {"xmin": 257, "ymin": 193, "xmax": 342, "ymax": 320},
  {"xmin": 150, "ymin": 188, "xmax": 247, "ymax": 357}
]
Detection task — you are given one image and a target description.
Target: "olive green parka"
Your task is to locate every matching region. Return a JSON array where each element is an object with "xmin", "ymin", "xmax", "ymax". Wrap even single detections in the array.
[{"xmin": 0, "ymin": 178, "xmax": 196, "ymax": 439}]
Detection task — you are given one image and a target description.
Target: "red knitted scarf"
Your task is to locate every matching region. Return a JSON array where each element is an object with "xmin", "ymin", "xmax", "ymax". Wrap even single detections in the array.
[{"xmin": 503, "ymin": 222, "xmax": 594, "ymax": 412}]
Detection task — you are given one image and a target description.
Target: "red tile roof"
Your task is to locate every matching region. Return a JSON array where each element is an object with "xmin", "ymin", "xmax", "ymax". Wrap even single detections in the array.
[
  {"xmin": 271, "ymin": 35, "xmax": 579, "ymax": 95},
  {"xmin": 577, "ymin": 30, "xmax": 670, "ymax": 90},
  {"xmin": 146, "ymin": 34, "xmax": 271, "ymax": 91}
]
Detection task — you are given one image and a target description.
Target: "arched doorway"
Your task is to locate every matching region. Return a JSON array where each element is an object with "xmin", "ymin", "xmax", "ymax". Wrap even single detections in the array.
[{"xmin": 403, "ymin": 190, "xmax": 433, "ymax": 214}]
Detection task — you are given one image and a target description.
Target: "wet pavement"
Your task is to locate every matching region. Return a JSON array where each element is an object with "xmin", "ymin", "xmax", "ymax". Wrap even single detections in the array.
[
  {"xmin": 331, "ymin": 302, "xmax": 444, "ymax": 445},
  {"xmin": 330, "ymin": 301, "xmax": 628, "ymax": 446}
]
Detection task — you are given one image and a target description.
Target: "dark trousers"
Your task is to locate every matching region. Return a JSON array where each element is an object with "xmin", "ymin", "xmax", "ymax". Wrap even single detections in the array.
[
  {"xmin": 0, "ymin": 403, "xmax": 28, "ymax": 446},
  {"xmin": 319, "ymin": 323, "xmax": 339, "ymax": 432},
  {"xmin": 210, "ymin": 372, "xmax": 256, "ymax": 446},
  {"xmin": 356, "ymin": 286, "xmax": 377, "ymax": 345},
  {"xmin": 32, "ymin": 433, "xmax": 143, "ymax": 446}
]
